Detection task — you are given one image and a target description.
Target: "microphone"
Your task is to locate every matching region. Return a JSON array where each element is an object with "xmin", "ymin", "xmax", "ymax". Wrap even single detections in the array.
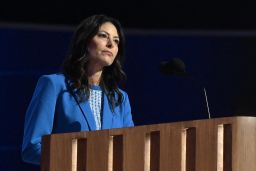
[
  {"xmin": 159, "ymin": 57, "xmax": 188, "ymax": 77},
  {"xmin": 159, "ymin": 58, "xmax": 212, "ymax": 119}
]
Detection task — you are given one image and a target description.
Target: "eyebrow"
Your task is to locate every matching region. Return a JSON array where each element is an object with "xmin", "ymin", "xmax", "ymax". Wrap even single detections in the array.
[{"xmin": 99, "ymin": 30, "xmax": 119, "ymax": 39}]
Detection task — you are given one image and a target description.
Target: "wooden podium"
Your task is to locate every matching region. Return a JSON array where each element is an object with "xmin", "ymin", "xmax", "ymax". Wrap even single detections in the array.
[{"xmin": 41, "ymin": 117, "xmax": 256, "ymax": 171}]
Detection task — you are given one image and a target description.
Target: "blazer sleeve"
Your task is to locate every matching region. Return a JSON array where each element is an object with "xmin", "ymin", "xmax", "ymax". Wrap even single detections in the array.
[
  {"xmin": 22, "ymin": 75, "xmax": 57, "ymax": 165},
  {"xmin": 122, "ymin": 92, "xmax": 135, "ymax": 127}
]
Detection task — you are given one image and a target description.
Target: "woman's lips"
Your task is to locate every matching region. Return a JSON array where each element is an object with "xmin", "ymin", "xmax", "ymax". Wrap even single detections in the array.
[{"xmin": 102, "ymin": 50, "xmax": 113, "ymax": 57}]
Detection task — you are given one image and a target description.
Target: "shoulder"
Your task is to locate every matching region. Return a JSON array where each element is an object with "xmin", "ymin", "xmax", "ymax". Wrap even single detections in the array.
[
  {"xmin": 38, "ymin": 73, "xmax": 66, "ymax": 86},
  {"xmin": 118, "ymin": 88, "xmax": 128, "ymax": 97},
  {"xmin": 117, "ymin": 88, "xmax": 130, "ymax": 103},
  {"xmin": 39, "ymin": 73, "xmax": 65, "ymax": 82},
  {"xmin": 36, "ymin": 73, "xmax": 67, "ymax": 92}
]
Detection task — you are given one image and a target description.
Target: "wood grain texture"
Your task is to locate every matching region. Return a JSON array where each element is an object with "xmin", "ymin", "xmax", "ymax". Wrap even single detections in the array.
[{"xmin": 41, "ymin": 116, "xmax": 256, "ymax": 171}]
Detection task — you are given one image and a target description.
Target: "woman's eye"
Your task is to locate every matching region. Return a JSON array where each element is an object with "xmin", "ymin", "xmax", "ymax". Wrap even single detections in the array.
[
  {"xmin": 98, "ymin": 33, "xmax": 108, "ymax": 38},
  {"xmin": 114, "ymin": 39, "xmax": 120, "ymax": 45}
]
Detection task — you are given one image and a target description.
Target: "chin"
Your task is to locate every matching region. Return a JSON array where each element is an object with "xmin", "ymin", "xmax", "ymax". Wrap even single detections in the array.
[
  {"xmin": 101, "ymin": 58, "xmax": 115, "ymax": 67},
  {"xmin": 103, "ymin": 61, "xmax": 114, "ymax": 67}
]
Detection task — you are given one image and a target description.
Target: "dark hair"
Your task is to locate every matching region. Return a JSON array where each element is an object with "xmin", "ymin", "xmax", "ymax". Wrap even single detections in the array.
[{"xmin": 63, "ymin": 14, "xmax": 126, "ymax": 110}]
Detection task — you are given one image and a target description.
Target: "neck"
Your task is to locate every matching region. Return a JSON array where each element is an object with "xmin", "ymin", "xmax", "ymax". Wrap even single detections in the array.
[
  {"xmin": 88, "ymin": 70, "xmax": 102, "ymax": 86},
  {"xmin": 87, "ymin": 60, "xmax": 104, "ymax": 86}
]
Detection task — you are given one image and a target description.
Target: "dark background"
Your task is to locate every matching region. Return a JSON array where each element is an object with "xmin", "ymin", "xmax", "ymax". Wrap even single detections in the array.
[
  {"xmin": 1, "ymin": 1, "xmax": 256, "ymax": 30},
  {"xmin": 1, "ymin": 1, "xmax": 256, "ymax": 170}
]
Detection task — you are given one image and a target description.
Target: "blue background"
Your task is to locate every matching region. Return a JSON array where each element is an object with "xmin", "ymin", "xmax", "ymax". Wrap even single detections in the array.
[{"xmin": 1, "ymin": 26, "xmax": 256, "ymax": 170}]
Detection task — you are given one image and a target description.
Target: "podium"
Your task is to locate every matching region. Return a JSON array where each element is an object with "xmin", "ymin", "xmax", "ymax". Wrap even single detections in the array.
[{"xmin": 41, "ymin": 117, "xmax": 256, "ymax": 171}]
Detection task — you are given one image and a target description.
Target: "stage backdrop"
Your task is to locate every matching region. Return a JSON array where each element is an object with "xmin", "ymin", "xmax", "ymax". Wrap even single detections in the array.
[{"xmin": 1, "ymin": 25, "xmax": 256, "ymax": 170}]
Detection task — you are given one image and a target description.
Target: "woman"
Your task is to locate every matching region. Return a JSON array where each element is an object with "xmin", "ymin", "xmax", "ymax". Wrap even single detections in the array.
[{"xmin": 22, "ymin": 14, "xmax": 134, "ymax": 165}]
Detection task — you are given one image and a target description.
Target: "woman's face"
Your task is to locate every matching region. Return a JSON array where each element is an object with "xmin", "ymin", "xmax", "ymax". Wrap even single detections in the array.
[{"xmin": 87, "ymin": 22, "xmax": 120, "ymax": 69}]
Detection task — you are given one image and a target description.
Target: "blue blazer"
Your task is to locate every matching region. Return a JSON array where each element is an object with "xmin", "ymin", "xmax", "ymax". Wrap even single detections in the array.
[{"xmin": 22, "ymin": 74, "xmax": 134, "ymax": 165}]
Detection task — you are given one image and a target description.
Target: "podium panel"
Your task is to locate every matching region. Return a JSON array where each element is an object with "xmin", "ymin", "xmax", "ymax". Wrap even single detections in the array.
[{"xmin": 41, "ymin": 117, "xmax": 256, "ymax": 171}]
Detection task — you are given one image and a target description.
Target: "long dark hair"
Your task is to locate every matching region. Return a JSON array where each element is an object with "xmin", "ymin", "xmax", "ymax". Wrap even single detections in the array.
[{"xmin": 63, "ymin": 14, "xmax": 126, "ymax": 110}]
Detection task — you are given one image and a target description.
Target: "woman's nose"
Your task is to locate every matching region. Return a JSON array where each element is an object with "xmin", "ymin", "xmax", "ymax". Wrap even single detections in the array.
[{"xmin": 106, "ymin": 39, "xmax": 114, "ymax": 48}]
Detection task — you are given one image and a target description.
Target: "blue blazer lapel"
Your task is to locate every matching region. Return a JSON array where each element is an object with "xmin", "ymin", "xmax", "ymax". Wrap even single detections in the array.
[
  {"xmin": 80, "ymin": 101, "xmax": 97, "ymax": 131},
  {"xmin": 67, "ymin": 82, "xmax": 97, "ymax": 131},
  {"xmin": 101, "ymin": 94, "xmax": 114, "ymax": 129}
]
